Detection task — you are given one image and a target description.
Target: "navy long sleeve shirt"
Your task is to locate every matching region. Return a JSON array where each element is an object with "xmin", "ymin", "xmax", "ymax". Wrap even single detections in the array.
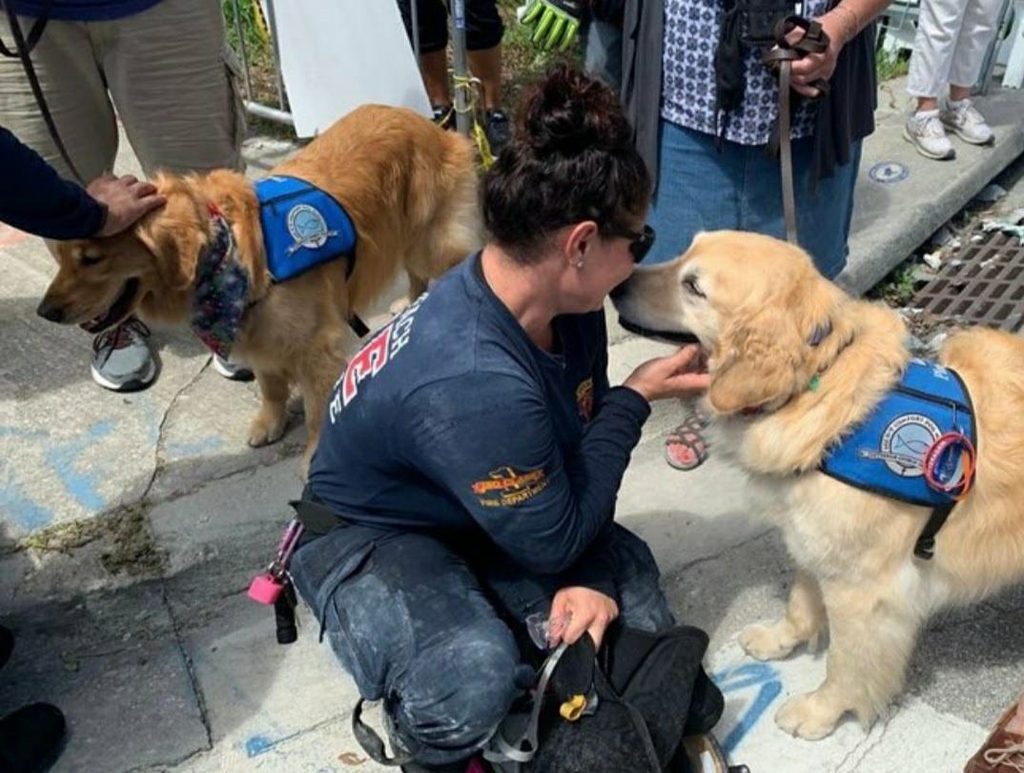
[
  {"xmin": 0, "ymin": 126, "xmax": 105, "ymax": 240},
  {"xmin": 309, "ymin": 252, "xmax": 651, "ymax": 581}
]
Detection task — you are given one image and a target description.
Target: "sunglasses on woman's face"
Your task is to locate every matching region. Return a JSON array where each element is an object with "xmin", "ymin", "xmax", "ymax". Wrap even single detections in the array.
[{"xmin": 602, "ymin": 224, "xmax": 656, "ymax": 263}]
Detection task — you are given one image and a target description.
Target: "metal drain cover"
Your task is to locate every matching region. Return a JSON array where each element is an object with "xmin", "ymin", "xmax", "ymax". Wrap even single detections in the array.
[{"xmin": 909, "ymin": 225, "xmax": 1024, "ymax": 332}]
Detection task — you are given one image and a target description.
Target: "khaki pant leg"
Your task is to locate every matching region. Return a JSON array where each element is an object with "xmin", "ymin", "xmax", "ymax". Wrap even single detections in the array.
[
  {"xmin": 100, "ymin": 0, "xmax": 247, "ymax": 175},
  {"xmin": 0, "ymin": 15, "xmax": 118, "ymax": 182}
]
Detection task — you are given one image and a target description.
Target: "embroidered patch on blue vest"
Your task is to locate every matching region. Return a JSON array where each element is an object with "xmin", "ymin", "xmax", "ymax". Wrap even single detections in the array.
[
  {"xmin": 255, "ymin": 176, "xmax": 357, "ymax": 282},
  {"xmin": 820, "ymin": 359, "xmax": 975, "ymax": 507}
]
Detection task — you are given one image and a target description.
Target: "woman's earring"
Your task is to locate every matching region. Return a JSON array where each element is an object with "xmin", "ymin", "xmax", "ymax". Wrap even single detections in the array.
[{"xmin": 575, "ymin": 260, "xmax": 584, "ymax": 269}]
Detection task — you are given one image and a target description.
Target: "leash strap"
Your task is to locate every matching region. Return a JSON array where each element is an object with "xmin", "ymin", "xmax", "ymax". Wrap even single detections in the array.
[
  {"xmin": 0, "ymin": 0, "xmax": 51, "ymax": 55},
  {"xmin": 761, "ymin": 15, "xmax": 830, "ymax": 245},
  {"xmin": 348, "ymin": 312, "xmax": 370, "ymax": 338},
  {"xmin": 351, "ymin": 699, "xmax": 414, "ymax": 767},
  {"xmin": 914, "ymin": 503, "xmax": 955, "ymax": 560},
  {"xmin": 484, "ymin": 643, "xmax": 569, "ymax": 766},
  {"xmin": 1, "ymin": 1, "xmax": 85, "ymax": 184}
]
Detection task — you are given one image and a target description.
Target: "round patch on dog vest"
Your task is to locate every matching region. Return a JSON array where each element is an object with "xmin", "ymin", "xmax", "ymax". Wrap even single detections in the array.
[
  {"xmin": 287, "ymin": 204, "xmax": 330, "ymax": 249},
  {"xmin": 880, "ymin": 413, "xmax": 941, "ymax": 477}
]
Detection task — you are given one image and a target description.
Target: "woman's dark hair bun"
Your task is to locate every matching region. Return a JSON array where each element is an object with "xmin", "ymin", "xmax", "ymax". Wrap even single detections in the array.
[{"xmin": 518, "ymin": 63, "xmax": 631, "ymax": 156}]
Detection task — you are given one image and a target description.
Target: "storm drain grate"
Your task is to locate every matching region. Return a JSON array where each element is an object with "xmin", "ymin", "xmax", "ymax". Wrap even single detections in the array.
[{"xmin": 909, "ymin": 225, "xmax": 1024, "ymax": 332}]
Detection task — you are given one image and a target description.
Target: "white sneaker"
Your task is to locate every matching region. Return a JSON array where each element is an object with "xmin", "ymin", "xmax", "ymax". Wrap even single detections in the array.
[
  {"xmin": 212, "ymin": 353, "xmax": 254, "ymax": 381},
  {"xmin": 940, "ymin": 99, "xmax": 994, "ymax": 145},
  {"xmin": 903, "ymin": 110, "xmax": 955, "ymax": 160}
]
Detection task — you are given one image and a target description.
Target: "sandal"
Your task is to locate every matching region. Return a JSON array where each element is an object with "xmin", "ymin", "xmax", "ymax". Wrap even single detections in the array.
[
  {"xmin": 965, "ymin": 703, "xmax": 1024, "ymax": 773},
  {"xmin": 665, "ymin": 411, "xmax": 710, "ymax": 472}
]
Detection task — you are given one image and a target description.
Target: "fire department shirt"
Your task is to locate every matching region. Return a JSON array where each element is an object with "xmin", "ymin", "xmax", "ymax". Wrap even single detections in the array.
[{"xmin": 308, "ymin": 252, "xmax": 652, "ymax": 577}]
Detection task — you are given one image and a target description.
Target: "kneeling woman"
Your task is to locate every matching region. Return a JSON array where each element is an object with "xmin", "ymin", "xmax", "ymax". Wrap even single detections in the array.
[{"xmin": 290, "ymin": 65, "xmax": 709, "ymax": 772}]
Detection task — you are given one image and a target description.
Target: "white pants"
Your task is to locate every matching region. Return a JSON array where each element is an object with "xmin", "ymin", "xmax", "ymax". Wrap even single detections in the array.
[{"xmin": 906, "ymin": 0, "xmax": 1005, "ymax": 97}]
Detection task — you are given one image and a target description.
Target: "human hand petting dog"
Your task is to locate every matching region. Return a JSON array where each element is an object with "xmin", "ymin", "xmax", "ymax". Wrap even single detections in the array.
[
  {"xmin": 625, "ymin": 344, "xmax": 710, "ymax": 402},
  {"xmin": 87, "ymin": 174, "xmax": 165, "ymax": 237},
  {"xmin": 548, "ymin": 586, "xmax": 619, "ymax": 649}
]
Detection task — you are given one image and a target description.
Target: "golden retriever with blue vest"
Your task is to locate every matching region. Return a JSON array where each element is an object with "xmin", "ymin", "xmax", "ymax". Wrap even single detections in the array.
[
  {"xmin": 36, "ymin": 105, "xmax": 483, "ymax": 472},
  {"xmin": 614, "ymin": 230, "xmax": 1024, "ymax": 739}
]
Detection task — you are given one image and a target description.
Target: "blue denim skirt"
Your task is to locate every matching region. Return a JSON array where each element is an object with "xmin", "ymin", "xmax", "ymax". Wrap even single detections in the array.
[{"xmin": 645, "ymin": 119, "xmax": 862, "ymax": 279}]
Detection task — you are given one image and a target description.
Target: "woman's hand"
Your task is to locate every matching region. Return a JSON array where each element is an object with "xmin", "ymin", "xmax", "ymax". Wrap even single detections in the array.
[
  {"xmin": 87, "ymin": 174, "xmax": 165, "ymax": 237},
  {"xmin": 548, "ymin": 586, "xmax": 619, "ymax": 649},
  {"xmin": 624, "ymin": 344, "xmax": 710, "ymax": 402},
  {"xmin": 788, "ymin": 10, "xmax": 855, "ymax": 98}
]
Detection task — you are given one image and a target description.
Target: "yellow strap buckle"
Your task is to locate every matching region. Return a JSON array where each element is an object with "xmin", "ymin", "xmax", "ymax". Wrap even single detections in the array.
[{"xmin": 559, "ymin": 694, "xmax": 587, "ymax": 722}]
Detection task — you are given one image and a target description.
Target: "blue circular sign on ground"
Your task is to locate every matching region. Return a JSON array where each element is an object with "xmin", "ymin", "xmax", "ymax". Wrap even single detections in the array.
[{"xmin": 869, "ymin": 161, "xmax": 909, "ymax": 184}]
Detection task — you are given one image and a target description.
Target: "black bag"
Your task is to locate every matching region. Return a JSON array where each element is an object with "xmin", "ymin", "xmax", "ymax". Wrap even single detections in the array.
[
  {"xmin": 713, "ymin": 0, "xmax": 797, "ymax": 134},
  {"xmin": 734, "ymin": 0, "xmax": 797, "ymax": 47},
  {"xmin": 485, "ymin": 624, "xmax": 725, "ymax": 773}
]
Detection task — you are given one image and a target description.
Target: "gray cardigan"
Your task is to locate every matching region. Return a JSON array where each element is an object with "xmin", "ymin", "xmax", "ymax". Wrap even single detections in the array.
[{"xmin": 621, "ymin": 0, "xmax": 665, "ymax": 191}]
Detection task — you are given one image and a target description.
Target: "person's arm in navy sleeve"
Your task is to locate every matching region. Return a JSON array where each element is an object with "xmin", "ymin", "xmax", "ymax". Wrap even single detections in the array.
[
  {"xmin": 0, "ymin": 126, "xmax": 164, "ymax": 240},
  {"xmin": 1, "ymin": 126, "xmax": 106, "ymax": 239},
  {"xmin": 403, "ymin": 371, "xmax": 651, "ymax": 575}
]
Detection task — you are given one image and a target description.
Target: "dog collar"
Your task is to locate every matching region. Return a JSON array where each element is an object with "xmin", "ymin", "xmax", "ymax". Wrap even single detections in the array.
[{"xmin": 191, "ymin": 214, "xmax": 250, "ymax": 358}]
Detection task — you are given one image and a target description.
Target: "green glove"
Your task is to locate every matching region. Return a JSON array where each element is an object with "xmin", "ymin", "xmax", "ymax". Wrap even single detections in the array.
[{"xmin": 518, "ymin": 0, "xmax": 582, "ymax": 51}]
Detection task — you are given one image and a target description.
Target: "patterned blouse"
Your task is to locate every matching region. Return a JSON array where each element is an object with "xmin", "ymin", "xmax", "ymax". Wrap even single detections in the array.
[{"xmin": 661, "ymin": 0, "xmax": 831, "ymax": 146}]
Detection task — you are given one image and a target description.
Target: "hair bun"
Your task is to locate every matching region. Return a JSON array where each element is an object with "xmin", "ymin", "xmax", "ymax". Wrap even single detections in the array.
[{"xmin": 519, "ymin": 64, "xmax": 631, "ymax": 156}]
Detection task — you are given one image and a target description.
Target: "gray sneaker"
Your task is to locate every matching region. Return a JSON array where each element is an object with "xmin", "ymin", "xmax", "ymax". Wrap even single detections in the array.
[
  {"xmin": 903, "ymin": 110, "xmax": 955, "ymax": 160},
  {"xmin": 90, "ymin": 318, "xmax": 157, "ymax": 392},
  {"xmin": 940, "ymin": 98, "xmax": 994, "ymax": 145}
]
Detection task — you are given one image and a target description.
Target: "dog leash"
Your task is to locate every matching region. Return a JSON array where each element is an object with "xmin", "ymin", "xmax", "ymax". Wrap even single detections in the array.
[
  {"xmin": 762, "ymin": 14, "xmax": 830, "ymax": 245},
  {"xmin": 0, "ymin": 0, "xmax": 86, "ymax": 184}
]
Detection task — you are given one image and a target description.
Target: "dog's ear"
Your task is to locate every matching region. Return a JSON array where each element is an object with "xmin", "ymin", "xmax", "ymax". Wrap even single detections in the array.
[
  {"xmin": 709, "ymin": 307, "xmax": 807, "ymax": 414},
  {"xmin": 133, "ymin": 199, "xmax": 208, "ymax": 291},
  {"xmin": 792, "ymin": 272, "xmax": 855, "ymax": 376}
]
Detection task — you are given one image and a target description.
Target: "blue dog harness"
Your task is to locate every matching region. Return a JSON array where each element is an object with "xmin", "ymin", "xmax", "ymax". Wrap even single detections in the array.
[
  {"xmin": 256, "ymin": 175, "xmax": 357, "ymax": 280},
  {"xmin": 255, "ymin": 176, "xmax": 368, "ymax": 336},
  {"xmin": 820, "ymin": 359, "xmax": 976, "ymax": 559}
]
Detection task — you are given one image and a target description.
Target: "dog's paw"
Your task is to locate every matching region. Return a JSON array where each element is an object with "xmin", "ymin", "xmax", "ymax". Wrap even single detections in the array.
[
  {"xmin": 775, "ymin": 692, "xmax": 844, "ymax": 740},
  {"xmin": 739, "ymin": 622, "xmax": 797, "ymax": 661},
  {"xmin": 248, "ymin": 415, "xmax": 288, "ymax": 447}
]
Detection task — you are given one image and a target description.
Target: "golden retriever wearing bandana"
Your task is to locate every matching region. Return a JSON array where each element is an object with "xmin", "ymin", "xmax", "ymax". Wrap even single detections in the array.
[{"xmin": 36, "ymin": 105, "xmax": 483, "ymax": 473}]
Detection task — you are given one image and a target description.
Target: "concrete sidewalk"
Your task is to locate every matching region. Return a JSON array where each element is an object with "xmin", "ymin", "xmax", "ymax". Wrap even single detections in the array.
[{"xmin": 1, "ymin": 77, "xmax": 1023, "ymax": 773}]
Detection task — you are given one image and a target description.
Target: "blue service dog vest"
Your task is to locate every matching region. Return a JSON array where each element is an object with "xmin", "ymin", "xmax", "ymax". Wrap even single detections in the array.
[
  {"xmin": 255, "ymin": 176, "xmax": 357, "ymax": 281},
  {"xmin": 820, "ymin": 359, "xmax": 975, "ymax": 509}
]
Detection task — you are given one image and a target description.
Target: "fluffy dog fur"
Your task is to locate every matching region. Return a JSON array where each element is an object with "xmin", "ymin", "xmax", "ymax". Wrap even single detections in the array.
[
  {"xmin": 37, "ymin": 105, "xmax": 483, "ymax": 471},
  {"xmin": 614, "ymin": 230, "xmax": 1024, "ymax": 739}
]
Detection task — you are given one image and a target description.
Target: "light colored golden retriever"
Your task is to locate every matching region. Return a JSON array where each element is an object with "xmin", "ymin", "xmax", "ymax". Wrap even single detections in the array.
[
  {"xmin": 36, "ymin": 105, "xmax": 483, "ymax": 470},
  {"xmin": 614, "ymin": 230, "xmax": 1024, "ymax": 739}
]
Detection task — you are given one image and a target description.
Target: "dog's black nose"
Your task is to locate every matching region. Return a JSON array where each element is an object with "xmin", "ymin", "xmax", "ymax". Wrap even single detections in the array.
[
  {"xmin": 36, "ymin": 299, "xmax": 65, "ymax": 323},
  {"xmin": 609, "ymin": 280, "xmax": 628, "ymax": 301}
]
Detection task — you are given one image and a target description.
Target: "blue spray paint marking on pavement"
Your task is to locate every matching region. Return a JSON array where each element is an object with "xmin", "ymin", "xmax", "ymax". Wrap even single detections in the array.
[
  {"xmin": 713, "ymin": 662, "xmax": 783, "ymax": 754},
  {"xmin": 43, "ymin": 420, "xmax": 114, "ymax": 511},
  {"xmin": 0, "ymin": 466, "xmax": 54, "ymax": 530},
  {"xmin": 0, "ymin": 426, "xmax": 55, "ymax": 528},
  {"xmin": 244, "ymin": 734, "xmax": 277, "ymax": 757}
]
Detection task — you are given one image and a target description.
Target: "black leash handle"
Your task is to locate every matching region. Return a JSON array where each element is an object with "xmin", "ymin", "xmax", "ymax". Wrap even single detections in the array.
[{"xmin": 1, "ymin": 0, "xmax": 86, "ymax": 184}]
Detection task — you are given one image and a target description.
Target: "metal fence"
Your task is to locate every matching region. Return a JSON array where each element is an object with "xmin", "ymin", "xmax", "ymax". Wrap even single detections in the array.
[{"xmin": 225, "ymin": 0, "xmax": 293, "ymax": 126}]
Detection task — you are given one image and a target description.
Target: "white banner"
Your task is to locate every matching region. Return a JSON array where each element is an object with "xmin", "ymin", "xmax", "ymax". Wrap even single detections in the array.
[{"xmin": 270, "ymin": 0, "xmax": 432, "ymax": 138}]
